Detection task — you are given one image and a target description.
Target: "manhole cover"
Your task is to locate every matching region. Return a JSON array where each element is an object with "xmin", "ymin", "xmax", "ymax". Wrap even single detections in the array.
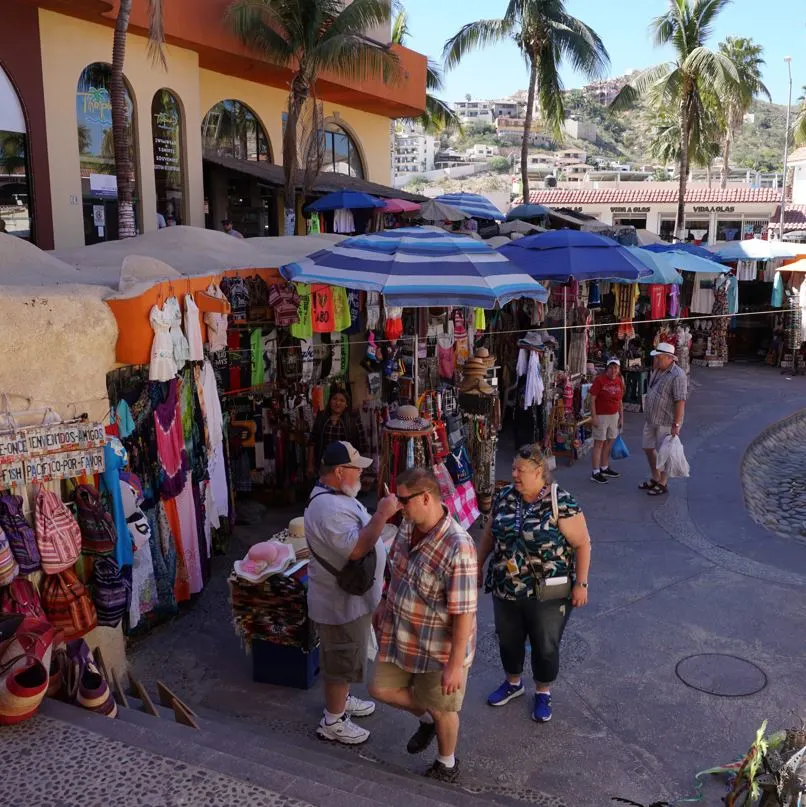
[
  {"xmin": 476, "ymin": 629, "xmax": 589, "ymax": 670},
  {"xmin": 675, "ymin": 653, "xmax": 767, "ymax": 697}
]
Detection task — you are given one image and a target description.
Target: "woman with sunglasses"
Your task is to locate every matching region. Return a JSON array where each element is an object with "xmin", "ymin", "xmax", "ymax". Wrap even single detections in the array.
[{"xmin": 477, "ymin": 444, "xmax": 591, "ymax": 723}]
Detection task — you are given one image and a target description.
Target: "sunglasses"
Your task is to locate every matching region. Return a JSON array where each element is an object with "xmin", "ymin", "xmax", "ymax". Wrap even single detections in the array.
[
  {"xmin": 517, "ymin": 448, "xmax": 542, "ymax": 463},
  {"xmin": 397, "ymin": 491, "xmax": 425, "ymax": 505}
]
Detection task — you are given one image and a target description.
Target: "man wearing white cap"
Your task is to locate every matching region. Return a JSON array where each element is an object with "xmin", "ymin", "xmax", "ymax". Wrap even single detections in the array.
[
  {"xmin": 641, "ymin": 343, "xmax": 687, "ymax": 496},
  {"xmin": 589, "ymin": 357, "xmax": 625, "ymax": 484},
  {"xmin": 305, "ymin": 441, "xmax": 402, "ymax": 744}
]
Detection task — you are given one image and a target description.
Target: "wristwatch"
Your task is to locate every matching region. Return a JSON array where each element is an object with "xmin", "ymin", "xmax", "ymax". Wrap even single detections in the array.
[{"xmin": 576, "ymin": 582, "xmax": 588, "ymax": 589}]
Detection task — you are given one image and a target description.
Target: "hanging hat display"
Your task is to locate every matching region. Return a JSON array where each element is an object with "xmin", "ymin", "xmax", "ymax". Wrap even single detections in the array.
[{"xmin": 384, "ymin": 404, "xmax": 432, "ymax": 432}]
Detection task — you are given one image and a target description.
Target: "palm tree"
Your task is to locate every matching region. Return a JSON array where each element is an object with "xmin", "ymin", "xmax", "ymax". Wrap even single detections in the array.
[
  {"xmin": 227, "ymin": 0, "xmax": 401, "ymax": 235},
  {"xmin": 717, "ymin": 37, "xmax": 770, "ymax": 188},
  {"xmin": 793, "ymin": 85, "xmax": 806, "ymax": 146},
  {"xmin": 649, "ymin": 106, "xmax": 721, "ymax": 186},
  {"xmin": 444, "ymin": 0, "xmax": 609, "ymax": 203},
  {"xmin": 391, "ymin": 10, "xmax": 459, "ymax": 133},
  {"xmin": 111, "ymin": 0, "xmax": 165, "ymax": 239},
  {"xmin": 611, "ymin": 0, "xmax": 738, "ymax": 239}
]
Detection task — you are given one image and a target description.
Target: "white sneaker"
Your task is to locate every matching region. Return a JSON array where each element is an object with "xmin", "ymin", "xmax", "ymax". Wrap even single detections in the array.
[
  {"xmin": 345, "ymin": 694, "xmax": 376, "ymax": 718},
  {"xmin": 316, "ymin": 714, "xmax": 370, "ymax": 745}
]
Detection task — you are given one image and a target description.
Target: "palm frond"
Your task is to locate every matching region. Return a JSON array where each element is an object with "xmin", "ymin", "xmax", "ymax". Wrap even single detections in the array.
[
  {"xmin": 609, "ymin": 62, "xmax": 674, "ymax": 112},
  {"xmin": 321, "ymin": 0, "xmax": 392, "ymax": 46},
  {"xmin": 693, "ymin": 0, "xmax": 734, "ymax": 43},
  {"xmin": 443, "ymin": 18, "xmax": 513, "ymax": 70},
  {"xmin": 391, "ymin": 8, "xmax": 409, "ymax": 46},
  {"xmin": 226, "ymin": 0, "xmax": 295, "ymax": 65},
  {"xmin": 420, "ymin": 93, "xmax": 462, "ymax": 133},
  {"xmin": 426, "ymin": 60, "xmax": 445, "ymax": 92},
  {"xmin": 146, "ymin": 0, "xmax": 167, "ymax": 69},
  {"xmin": 794, "ymin": 106, "xmax": 806, "ymax": 146},
  {"xmin": 534, "ymin": 45, "xmax": 565, "ymax": 138},
  {"xmin": 685, "ymin": 47, "xmax": 739, "ymax": 94},
  {"xmin": 550, "ymin": 11, "xmax": 610, "ymax": 78},
  {"xmin": 312, "ymin": 34, "xmax": 402, "ymax": 85}
]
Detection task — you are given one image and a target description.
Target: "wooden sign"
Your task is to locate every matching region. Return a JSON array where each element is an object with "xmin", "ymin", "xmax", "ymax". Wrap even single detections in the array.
[{"xmin": 0, "ymin": 433, "xmax": 27, "ymax": 464}]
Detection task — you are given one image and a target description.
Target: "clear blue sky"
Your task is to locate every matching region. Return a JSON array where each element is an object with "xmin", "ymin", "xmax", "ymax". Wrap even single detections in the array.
[{"xmin": 402, "ymin": 0, "xmax": 805, "ymax": 105}]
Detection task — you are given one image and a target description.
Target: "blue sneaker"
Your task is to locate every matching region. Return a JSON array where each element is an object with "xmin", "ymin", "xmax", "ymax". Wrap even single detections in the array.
[
  {"xmin": 532, "ymin": 692, "xmax": 552, "ymax": 722},
  {"xmin": 487, "ymin": 680, "xmax": 525, "ymax": 707}
]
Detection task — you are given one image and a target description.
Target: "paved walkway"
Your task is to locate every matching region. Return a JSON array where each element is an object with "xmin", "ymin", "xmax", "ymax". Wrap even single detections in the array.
[{"xmin": 127, "ymin": 364, "xmax": 806, "ymax": 807}]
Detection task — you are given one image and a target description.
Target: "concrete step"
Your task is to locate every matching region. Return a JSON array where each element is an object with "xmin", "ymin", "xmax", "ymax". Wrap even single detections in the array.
[{"xmin": 41, "ymin": 698, "xmax": 521, "ymax": 807}]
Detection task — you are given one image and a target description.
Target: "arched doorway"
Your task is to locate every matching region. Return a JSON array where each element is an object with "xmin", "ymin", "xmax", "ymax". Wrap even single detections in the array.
[
  {"xmin": 152, "ymin": 89, "xmax": 186, "ymax": 226},
  {"xmin": 0, "ymin": 65, "xmax": 33, "ymax": 240},
  {"xmin": 201, "ymin": 99, "xmax": 276, "ymax": 237},
  {"xmin": 76, "ymin": 63, "xmax": 139, "ymax": 245}
]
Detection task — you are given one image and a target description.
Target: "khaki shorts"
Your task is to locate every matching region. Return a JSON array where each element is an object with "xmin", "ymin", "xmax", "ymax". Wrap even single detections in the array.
[
  {"xmin": 372, "ymin": 660, "xmax": 468, "ymax": 713},
  {"xmin": 642, "ymin": 422, "xmax": 672, "ymax": 451},
  {"xmin": 592, "ymin": 413, "xmax": 620, "ymax": 441},
  {"xmin": 317, "ymin": 614, "xmax": 371, "ymax": 684}
]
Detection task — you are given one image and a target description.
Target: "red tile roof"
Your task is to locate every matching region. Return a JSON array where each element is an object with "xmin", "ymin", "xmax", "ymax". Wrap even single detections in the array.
[
  {"xmin": 768, "ymin": 204, "xmax": 806, "ymax": 231},
  {"xmin": 786, "ymin": 146, "xmax": 806, "ymax": 164},
  {"xmin": 527, "ymin": 187, "xmax": 783, "ymax": 205}
]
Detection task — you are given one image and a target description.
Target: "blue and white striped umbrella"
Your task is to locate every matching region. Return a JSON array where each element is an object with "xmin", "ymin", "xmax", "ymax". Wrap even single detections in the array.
[
  {"xmin": 433, "ymin": 193, "xmax": 506, "ymax": 221},
  {"xmin": 279, "ymin": 226, "xmax": 548, "ymax": 307}
]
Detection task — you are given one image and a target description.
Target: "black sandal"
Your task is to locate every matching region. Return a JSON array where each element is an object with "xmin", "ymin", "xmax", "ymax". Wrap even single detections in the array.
[
  {"xmin": 646, "ymin": 483, "xmax": 668, "ymax": 496},
  {"xmin": 638, "ymin": 480, "xmax": 659, "ymax": 491}
]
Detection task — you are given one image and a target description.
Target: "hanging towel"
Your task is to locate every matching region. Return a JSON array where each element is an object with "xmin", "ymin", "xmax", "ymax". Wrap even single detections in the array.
[{"xmin": 771, "ymin": 272, "xmax": 784, "ymax": 308}]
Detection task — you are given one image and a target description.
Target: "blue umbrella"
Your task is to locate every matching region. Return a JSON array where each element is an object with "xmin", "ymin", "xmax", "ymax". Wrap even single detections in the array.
[
  {"xmin": 658, "ymin": 249, "xmax": 726, "ymax": 273},
  {"xmin": 643, "ymin": 242, "xmax": 716, "ymax": 260},
  {"xmin": 506, "ymin": 203, "xmax": 550, "ymax": 221},
  {"xmin": 497, "ymin": 230, "xmax": 651, "ymax": 281},
  {"xmin": 434, "ymin": 192, "xmax": 506, "ymax": 221},
  {"xmin": 612, "ymin": 248, "xmax": 682, "ymax": 285},
  {"xmin": 710, "ymin": 239, "xmax": 805, "ymax": 261},
  {"xmin": 280, "ymin": 226, "xmax": 547, "ymax": 307},
  {"xmin": 305, "ymin": 190, "xmax": 384, "ymax": 212}
]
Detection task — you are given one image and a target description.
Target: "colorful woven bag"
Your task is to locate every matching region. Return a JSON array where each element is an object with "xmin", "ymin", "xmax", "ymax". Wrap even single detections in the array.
[
  {"xmin": 91, "ymin": 557, "xmax": 129, "ymax": 628},
  {"xmin": 0, "ymin": 526, "xmax": 19, "ymax": 587},
  {"xmin": 0, "ymin": 579, "xmax": 45, "ymax": 621},
  {"xmin": 74, "ymin": 485, "xmax": 116, "ymax": 557},
  {"xmin": 0, "ymin": 493, "xmax": 40, "ymax": 574},
  {"xmin": 34, "ymin": 487, "xmax": 82, "ymax": 575},
  {"xmin": 0, "ymin": 617, "xmax": 55, "ymax": 725},
  {"xmin": 41, "ymin": 569, "xmax": 97, "ymax": 641}
]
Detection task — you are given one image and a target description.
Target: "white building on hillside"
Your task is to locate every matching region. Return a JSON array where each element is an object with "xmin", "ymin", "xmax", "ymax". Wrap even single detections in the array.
[
  {"xmin": 452, "ymin": 99, "xmax": 494, "ymax": 124},
  {"xmin": 393, "ymin": 130, "xmax": 436, "ymax": 175},
  {"xmin": 562, "ymin": 118, "xmax": 597, "ymax": 143}
]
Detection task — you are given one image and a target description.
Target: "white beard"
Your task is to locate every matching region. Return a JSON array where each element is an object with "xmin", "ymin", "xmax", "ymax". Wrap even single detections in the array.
[{"xmin": 341, "ymin": 480, "xmax": 362, "ymax": 498}]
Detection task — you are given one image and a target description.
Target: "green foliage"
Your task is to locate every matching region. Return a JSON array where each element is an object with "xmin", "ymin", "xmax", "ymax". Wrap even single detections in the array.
[
  {"xmin": 489, "ymin": 156, "xmax": 512, "ymax": 173},
  {"xmin": 405, "ymin": 175, "xmax": 430, "ymax": 191}
]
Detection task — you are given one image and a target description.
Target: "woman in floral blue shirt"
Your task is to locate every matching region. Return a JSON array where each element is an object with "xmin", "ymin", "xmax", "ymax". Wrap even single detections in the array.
[{"xmin": 477, "ymin": 444, "xmax": 592, "ymax": 723}]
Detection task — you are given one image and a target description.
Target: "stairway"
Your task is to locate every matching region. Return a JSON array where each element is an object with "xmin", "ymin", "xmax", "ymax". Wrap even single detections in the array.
[{"xmin": 37, "ymin": 682, "xmax": 541, "ymax": 807}]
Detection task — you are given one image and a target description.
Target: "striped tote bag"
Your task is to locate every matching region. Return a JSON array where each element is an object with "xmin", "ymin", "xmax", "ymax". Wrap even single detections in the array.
[{"xmin": 34, "ymin": 487, "xmax": 81, "ymax": 575}]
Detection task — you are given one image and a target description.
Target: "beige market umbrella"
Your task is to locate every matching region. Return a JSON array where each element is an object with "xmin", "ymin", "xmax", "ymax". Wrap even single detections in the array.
[{"xmin": 417, "ymin": 199, "xmax": 469, "ymax": 222}]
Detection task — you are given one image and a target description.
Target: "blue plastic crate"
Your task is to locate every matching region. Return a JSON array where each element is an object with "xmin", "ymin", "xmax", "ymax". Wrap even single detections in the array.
[{"xmin": 252, "ymin": 639, "xmax": 320, "ymax": 690}]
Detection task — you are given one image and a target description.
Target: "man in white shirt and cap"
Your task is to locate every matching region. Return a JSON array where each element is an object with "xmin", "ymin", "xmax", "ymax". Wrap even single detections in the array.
[{"xmin": 305, "ymin": 441, "xmax": 401, "ymax": 744}]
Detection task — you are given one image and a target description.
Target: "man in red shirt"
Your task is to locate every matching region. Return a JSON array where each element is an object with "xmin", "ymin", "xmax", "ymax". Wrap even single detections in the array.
[{"xmin": 589, "ymin": 358, "xmax": 624, "ymax": 484}]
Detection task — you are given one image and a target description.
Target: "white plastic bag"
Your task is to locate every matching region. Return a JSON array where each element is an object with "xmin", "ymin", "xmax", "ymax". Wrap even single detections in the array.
[{"xmin": 656, "ymin": 435, "xmax": 690, "ymax": 478}]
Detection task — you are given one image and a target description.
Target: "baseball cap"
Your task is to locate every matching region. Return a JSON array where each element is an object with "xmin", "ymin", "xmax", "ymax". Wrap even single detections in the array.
[
  {"xmin": 606, "ymin": 357, "xmax": 621, "ymax": 366},
  {"xmin": 321, "ymin": 441, "xmax": 372, "ymax": 469},
  {"xmin": 650, "ymin": 343, "xmax": 677, "ymax": 359}
]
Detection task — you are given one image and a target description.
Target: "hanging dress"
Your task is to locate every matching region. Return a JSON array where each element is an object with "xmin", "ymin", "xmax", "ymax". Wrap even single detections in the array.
[
  {"xmin": 149, "ymin": 303, "xmax": 178, "ymax": 382},
  {"xmin": 163, "ymin": 295, "xmax": 190, "ymax": 370},
  {"xmin": 184, "ymin": 294, "xmax": 204, "ymax": 362},
  {"xmin": 153, "ymin": 379, "xmax": 203, "ymax": 600},
  {"xmin": 204, "ymin": 282, "xmax": 229, "ymax": 352},
  {"xmin": 201, "ymin": 360, "xmax": 229, "ymax": 520}
]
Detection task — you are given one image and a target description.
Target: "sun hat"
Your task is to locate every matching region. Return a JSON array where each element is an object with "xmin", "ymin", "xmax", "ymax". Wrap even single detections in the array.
[
  {"xmin": 518, "ymin": 331, "xmax": 544, "ymax": 349},
  {"xmin": 649, "ymin": 343, "xmax": 677, "ymax": 359},
  {"xmin": 272, "ymin": 517, "xmax": 307, "ymax": 555},
  {"xmin": 321, "ymin": 441, "xmax": 373, "ymax": 468},
  {"xmin": 234, "ymin": 540, "xmax": 295, "ymax": 583},
  {"xmin": 607, "ymin": 357, "xmax": 621, "ymax": 366},
  {"xmin": 384, "ymin": 404, "xmax": 432, "ymax": 432},
  {"xmin": 474, "ymin": 347, "xmax": 496, "ymax": 368}
]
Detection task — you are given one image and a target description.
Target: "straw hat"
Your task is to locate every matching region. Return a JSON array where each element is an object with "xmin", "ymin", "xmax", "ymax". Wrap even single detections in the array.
[
  {"xmin": 462, "ymin": 358, "xmax": 487, "ymax": 377},
  {"xmin": 385, "ymin": 404, "xmax": 432, "ymax": 431},
  {"xmin": 474, "ymin": 347, "xmax": 496, "ymax": 368},
  {"xmin": 272, "ymin": 517, "xmax": 307, "ymax": 555}
]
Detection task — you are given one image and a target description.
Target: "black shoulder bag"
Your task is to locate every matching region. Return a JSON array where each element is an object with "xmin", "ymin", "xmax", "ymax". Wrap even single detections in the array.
[{"xmin": 306, "ymin": 491, "xmax": 377, "ymax": 596}]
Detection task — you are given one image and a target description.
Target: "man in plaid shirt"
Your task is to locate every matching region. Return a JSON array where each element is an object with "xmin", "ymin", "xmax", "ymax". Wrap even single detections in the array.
[{"xmin": 369, "ymin": 468, "xmax": 477, "ymax": 783}]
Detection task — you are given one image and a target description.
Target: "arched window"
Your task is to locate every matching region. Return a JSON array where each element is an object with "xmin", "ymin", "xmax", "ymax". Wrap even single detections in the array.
[
  {"xmin": 202, "ymin": 100, "xmax": 271, "ymax": 162},
  {"xmin": 76, "ymin": 63, "xmax": 138, "ymax": 245},
  {"xmin": 152, "ymin": 89, "xmax": 185, "ymax": 226},
  {"xmin": 323, "ymin": 122, "xmax": 364, "ymax": 178},
  {"xmin": 0, "ymin": 66, "xmax": 32, "ymax": 240}
]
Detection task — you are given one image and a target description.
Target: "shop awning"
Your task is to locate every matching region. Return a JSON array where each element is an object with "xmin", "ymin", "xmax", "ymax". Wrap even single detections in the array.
[{"xmin": 202, "ymin": 155, "xmax": 427, "ymax": 203}]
